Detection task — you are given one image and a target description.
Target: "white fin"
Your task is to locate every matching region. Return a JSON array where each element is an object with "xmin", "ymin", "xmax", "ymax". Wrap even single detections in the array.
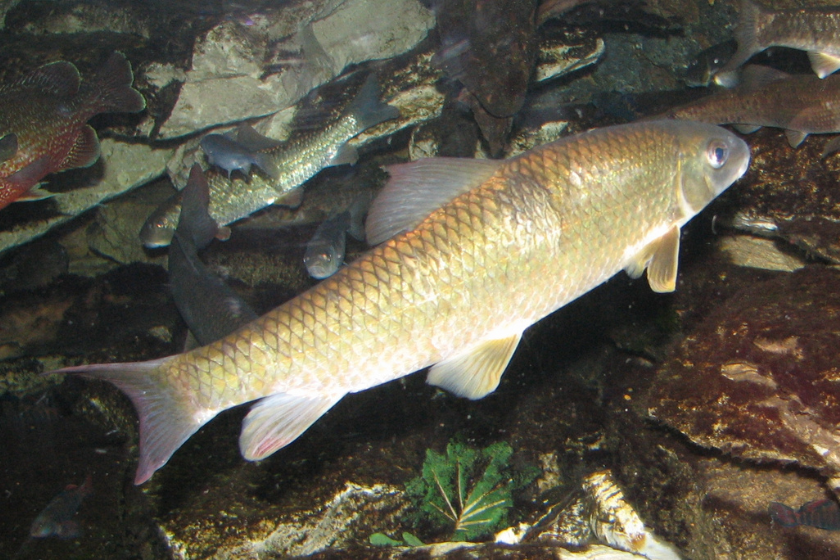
[
  {"xmin": 427, "ymin": 333, "xmax": 522, "ymax": 400},
  {"xmin": 240, "ymin": 393, "xmax": 342, "ymax": 460},
  {"xmin": 808, "ymin": 51, "xmax": 840, "ymax": 79},
  {"xmin": 625, "ymin": 226, "xmax": 681, "ymax": 293},
  {"xmin": 366, "ymin": 158, "xmax": 501, "ymax": 245},
  {"xmin": 733, "ymin": 124, "xmax": 761, "ymax": 135},
  {"xmin": 785, "ymin": 129, "xmax": 808, "ymax": 148}
]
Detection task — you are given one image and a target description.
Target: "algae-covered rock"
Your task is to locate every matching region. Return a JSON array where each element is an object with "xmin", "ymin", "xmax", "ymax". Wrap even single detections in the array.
[{"xmin": 648, "ymin": 266, "xmax": 840, "ymax": 484}]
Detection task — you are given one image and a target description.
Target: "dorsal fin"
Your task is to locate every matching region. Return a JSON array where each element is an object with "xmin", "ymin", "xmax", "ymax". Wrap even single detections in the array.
[
  {"xmin": 365, "ymin": 157, "xmax": 501, "ymax": 245},
  {"xmin": 18, "ymin": 61, "xmax": 80, "ymax": 97}
]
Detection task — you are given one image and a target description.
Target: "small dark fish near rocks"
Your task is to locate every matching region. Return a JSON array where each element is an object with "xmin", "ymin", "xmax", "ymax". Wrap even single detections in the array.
[
  {"xmin": 770, "ymin": 499, "xmax": 840, "ymax": 531},
  {"xmin": 30, "ymin": 474, "xmax": 93, "ymax": 539},
  {"xmin": 200, "ymin": 123, "xmax": 282, "ymax": 179}
]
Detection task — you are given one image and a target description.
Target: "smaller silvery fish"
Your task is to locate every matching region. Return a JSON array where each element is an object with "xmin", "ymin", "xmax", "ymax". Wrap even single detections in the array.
[
  {"xmin": 649, "ymin": 65, "xmax": 840, "ymax": 148},
  {"xmin": 30, "ymin": 474, "xmax": 92, "ymax": 539},
  {"xmin": 200, "ymin": 123, "xmax": 281, "ymax": 179},
  {"xmin": 770, "ymin": 499, "xmax": 840, "ymax": 531},
  {"xmin": 169, "ymin": 164, "xmax": 257, "ymax": 347},
  {"xmin": 715, "ymin": 0, "xmax": 840, "ymax": 86},
  {"xmin": 139, "ymin": 74, "xmax": 400, "ymax": 248},
  {"xmin": 0, "ymin": 52, "xmax": 145, "ymax": 210}
]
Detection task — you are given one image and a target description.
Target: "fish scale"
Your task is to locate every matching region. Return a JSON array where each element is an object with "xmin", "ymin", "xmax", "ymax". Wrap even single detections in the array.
[{"xmin": 53, "ymin": 120, "xmax": 749, "ymax": 484}]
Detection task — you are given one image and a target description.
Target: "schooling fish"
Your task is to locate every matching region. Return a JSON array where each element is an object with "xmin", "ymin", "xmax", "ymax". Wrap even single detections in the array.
[
  {"xmin": 715, "ymin": 0, "xmax": 840, "ymax": 86},
  {"xmin": 139, "ymin": 74, "xmax": 399, "ymax": 248},
  {"xmin": 30, "ymin": 474, "xmax": 93, "ymax": 538},
  {"xmin": 0, "ymin": 52, "xmax": 145, "ymax": 210},
  {"xmin": 649, "ymin": 65, "xmax": 840, "ymax": 148},
  {"xmin": 684, "ymin": 40, "xmax": 737, "ymax": 87},
  {"xmin": 52, "ymin": 120, "xmax": 749, "ymax": 484},
  {"xmin": 770, "ymin": 499, "xmax": 840, "ymax": 531},
  {"xmin": 169, "ymin": 164, "xmax": 258, "ymax": 347}
]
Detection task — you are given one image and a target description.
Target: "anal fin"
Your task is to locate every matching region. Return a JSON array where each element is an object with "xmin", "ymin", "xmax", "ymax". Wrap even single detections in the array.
[
  {"xmin": 239, "ymin": 393, "xmax": 342, "ymax": 460},
  {"xmin": 427, "ymin": 333, "xmax": 522, "ymax": 400}
]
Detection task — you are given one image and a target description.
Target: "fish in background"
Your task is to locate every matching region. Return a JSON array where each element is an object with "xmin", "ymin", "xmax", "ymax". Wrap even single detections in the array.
[
  {"xmin": 169, "ymin": 164, "xmax": 258, "ymax": 347},
  {"xmin": 199, "ymin": 123, "xmax": 282, "ymax": 179},
  {"xmin": 647, "ymin": 65, "xmax": 840, "ymax": 149},
  {"xmin": 29, "ymin": 474, "xmax": 93, "ymax": 539},
  {"xmin": 769, "ymin": 499, "xmax": 840, "ymax": 531},
  {"xmin": 684, "ymin": 40, "xmax": 738, "ymax": 87},
  {"xmin": 304, "ymin": 192, "xmax": 371, "ymax": 279},
  {"xmin": 52, "ymin": 121, "xmax": 749, "ymax": 485},
  {"xmin": 0, "ymin": 52, "xmax": 145, "ymax": 210},
  {"xmin": 715, "ymin": 0, "xmax": 840, "ymax": 87},
  {"xmin": 139, "ymin": 74, "xmax": 400, "ymax": 248}
]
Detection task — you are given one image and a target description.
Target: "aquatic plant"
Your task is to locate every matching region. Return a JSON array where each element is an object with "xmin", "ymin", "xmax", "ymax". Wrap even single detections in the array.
[{"xmin": 405, "ymin": 440, "xmax": 533, "ymax": 541}]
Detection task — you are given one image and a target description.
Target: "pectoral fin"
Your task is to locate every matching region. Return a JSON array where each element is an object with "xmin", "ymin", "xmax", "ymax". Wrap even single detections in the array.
[
  {"xmin": 808, "ymin": 51, "xmax": 840, "ymax": 79},
  {"xmin": 427, "ymin": 333, "xmax": 522, "ymax": 400},
  {"xmin": 239, "ymin": 393, "xmax": 342, "ymax": 460},
  {"xmin": 625, "ymin": 226, "xmax": 681, "ymax": 293}
]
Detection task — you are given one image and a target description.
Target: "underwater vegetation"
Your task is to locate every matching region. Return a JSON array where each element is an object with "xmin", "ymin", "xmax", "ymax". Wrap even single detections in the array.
[{"xmin": 404, "ymin": 439, "xmax": 537, "ymax": 542}]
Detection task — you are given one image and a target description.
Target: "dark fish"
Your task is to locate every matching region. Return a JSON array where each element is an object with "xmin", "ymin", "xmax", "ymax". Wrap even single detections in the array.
[
  {"xmin": 29, "ymin": 474, "xmax": 93, "ymax": 539},
  {"xmin": 200, "ymin": 124, "xmax": 281, "ymax": 179},
  {"xmin": 169, "ymin": 164, "xmax": 258, "ymax": 347},
  {"xmin": 685, "ymin": 40, "xmax": 738, "ymax": 87},
  {"xmin": 303, "ymin": 190, "xmax": 372, "ymax": 279},
  {"xmin": 304, "ymin": 211, "xmax": 351, "ymax": 279},
  {"xmin": 769, "ymin": 499, "xmax": 840, "ymax": 531},
  {"xmin": 0, "ymin": 52, "xmax": 145, "ymax": 210},
  {"xmin": 649, "ymin": 65, "xmax": 840, "ymax": 148},
  {"xmin": 716, "ymin": 0, "xmax": 840, "ymax": 86}
]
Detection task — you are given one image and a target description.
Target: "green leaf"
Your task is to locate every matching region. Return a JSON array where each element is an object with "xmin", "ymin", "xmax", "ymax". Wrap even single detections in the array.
[
  {"xmin": 402, "ymin": 532, "xmax": 425, "ymax": 546},
  {"xmin": 369, "ymin": 533, "xmax": 403, "ymax": 547}
]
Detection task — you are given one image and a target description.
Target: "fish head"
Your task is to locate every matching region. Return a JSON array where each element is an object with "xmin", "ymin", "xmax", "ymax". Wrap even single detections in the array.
[
  {"xmin": 670, "ymin": 121, "xmax": 750, "ymax": 219},
  {"xmin": 304, "ymin": 246, "xmax": 341, "ymax": 279},
  {"xmin": 30, "ymin": 516, "xmax": 58, "ymax": 538}
]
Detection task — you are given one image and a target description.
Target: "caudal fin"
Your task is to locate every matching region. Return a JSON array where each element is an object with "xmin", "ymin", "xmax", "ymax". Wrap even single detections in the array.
[
  {"xmin": 714, "ymin": 0, "xmax": 765, "ymax": 84},
  {"xmin": 47, "ymin": 357, "xmax": 213, "ymax": 484},
  {"xmin": 347, "ymin": 75, "xmax": 401, "ymax": 132},
  {"xmin": 84, "ymin": 52, "xmax": 146, "ymax": 116}
]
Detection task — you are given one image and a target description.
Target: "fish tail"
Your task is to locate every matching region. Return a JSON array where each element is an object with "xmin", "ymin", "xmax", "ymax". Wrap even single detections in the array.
[
  {"xmin": 347, "ymin": 75, "xmax": 401, "ymax": 131},
  {"xmin": 84, "ymin": 52, "xmax": 146, "ymax": 115},
  {"xmin": 47, "ymin": 357, "xmax": 211, "ymax": 484},
  {"xmin": 714, "ymin": 0, "xmax": 766, "ymax": 86},
  {"xmin": 768, "ymin": 502, "xmax": 800, "ymax": 527}
]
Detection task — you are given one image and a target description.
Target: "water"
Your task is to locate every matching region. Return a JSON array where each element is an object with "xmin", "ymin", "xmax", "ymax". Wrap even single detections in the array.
[{"xmin": 1, "ymin": 0, "xmax": 839, "ymax": 558}]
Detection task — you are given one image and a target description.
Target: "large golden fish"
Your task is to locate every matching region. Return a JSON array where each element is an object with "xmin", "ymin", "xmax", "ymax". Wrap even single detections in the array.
[{"xmin": 53, "ymin": 120, "xmax": 750, "ymax": 484}]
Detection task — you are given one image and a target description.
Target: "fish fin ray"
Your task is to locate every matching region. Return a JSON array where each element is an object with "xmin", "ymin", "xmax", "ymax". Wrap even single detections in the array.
[
  {"xmin": 427, "ymin": 333, "xmax": 522, "ymax": 400},
  {"xmin": 6, "ymin": 156, "xmax": 52, "ymax": 189},
  {"xmin": 785, "ymin": 129, "xmax": 808, "ymax": 148},
  {"xmin": 17, "ymin": 61, "xmax": 80, "ymax": 97},
  {"xmin": 13, "ymin": 185, "xmax": 54, "ymax": 201},
  {"xmin": 46, "ymin": 358, "xmax": 211, "ymax": 484},
  {"xmin": 366, "ymin": 157, "xmax": 501, "ymax": 245},
  {"xmin": 59, "ymin": 125, "xmax": 101, "ymax": 171},
  {"xmin": 821, "ymin": 136, "xmax": 840, "ymax": 158},
  {"xmin": 347, "ymin": 75, "xmax": 401, "ymax": 131},
  {"xmin": 239, "ymin": 393, "xmax": 342, "ymax": 460},
  {"xmin": 177, "ymin": 164, "xmax": 218, "ymax": 249},
  {"xmin": 646, "ymin": 226, "xmax": 681, "ymax": 293},
  {"xmin": 808, "ymin": 52, "xmax": 840, "ymax": 79},
  {"xmin": 86, "ymin": 52, "xmax": 146, "ymax": 114},
  {"xmin": 234, "ymin": 123, "xmax": 282, "ymax": 152}
]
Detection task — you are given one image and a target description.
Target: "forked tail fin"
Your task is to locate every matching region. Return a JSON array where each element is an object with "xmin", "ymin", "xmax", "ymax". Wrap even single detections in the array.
[{"xmin": 47, "ymin": 357, "xmax": 214, "ymax": 484}]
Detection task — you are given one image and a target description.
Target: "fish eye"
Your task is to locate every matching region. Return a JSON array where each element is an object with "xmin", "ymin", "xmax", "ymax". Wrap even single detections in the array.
[{"xmin": 707, "ymin": 140, "xmax": 729, "ymax": 169}]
